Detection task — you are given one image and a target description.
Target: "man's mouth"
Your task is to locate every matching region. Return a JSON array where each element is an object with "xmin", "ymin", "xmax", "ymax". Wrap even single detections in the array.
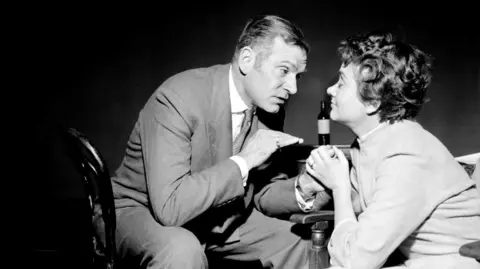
[{"xmin": 276, "ymin": 97, "xmax": 287, "ymax": 103}]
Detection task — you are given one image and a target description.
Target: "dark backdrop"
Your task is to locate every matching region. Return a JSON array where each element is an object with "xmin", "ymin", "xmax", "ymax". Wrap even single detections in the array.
[
  {"xmin": 26, "ymin": 2, "xmax": 479, "ymax": 200},
  {"xmin": 21, "ymin": 2, "xmax": 478, "ymax": 265}
]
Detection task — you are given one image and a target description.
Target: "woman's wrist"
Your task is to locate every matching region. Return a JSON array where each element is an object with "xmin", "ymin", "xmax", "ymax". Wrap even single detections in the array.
[{"xmin": 332, "ymin": 183, "xmax": 351, "ymax": 196}]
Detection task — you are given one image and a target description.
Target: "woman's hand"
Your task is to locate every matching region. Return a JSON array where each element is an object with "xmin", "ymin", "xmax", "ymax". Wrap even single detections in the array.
[{"xmin": 305, "ymin": 145, "xmax": 350, "ymax": 191}]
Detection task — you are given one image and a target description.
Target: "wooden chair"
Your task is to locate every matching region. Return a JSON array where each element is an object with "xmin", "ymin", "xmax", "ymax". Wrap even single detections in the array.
[
  {"xmin": 62, "ymin": 127, "xmax": 116, "ymax": 269},
  {"xmin": 61, "ymin": 128, "xmax": 262, "ymax": 269},
  {"xmin": 290, "ymin": 210, "xmax": 333, "ymax": 268}
]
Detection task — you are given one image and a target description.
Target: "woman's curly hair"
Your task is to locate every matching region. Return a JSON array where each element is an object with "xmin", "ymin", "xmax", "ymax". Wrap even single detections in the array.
[{"xmin": 338, "ymin": 31, "xmax": 434, "ymax": 123}]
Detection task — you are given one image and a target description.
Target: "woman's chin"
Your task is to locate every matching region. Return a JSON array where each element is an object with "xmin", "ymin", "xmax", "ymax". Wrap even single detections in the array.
[{"xmin": 330, "ymin": 113, "xmax": 339, "ymax": 121}]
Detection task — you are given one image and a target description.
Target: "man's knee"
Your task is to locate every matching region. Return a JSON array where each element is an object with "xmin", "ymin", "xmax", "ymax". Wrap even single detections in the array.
[
  {"xmin": 115, "ymin": 208, "xmax": 207, "ymax": 268},
  {"xmin": 143, "ymin": 227, "xmax": 207, "ymax": 268},
  {"xmin": 155, "ymin": 227, "xmax": 205, "ymax": 259}
]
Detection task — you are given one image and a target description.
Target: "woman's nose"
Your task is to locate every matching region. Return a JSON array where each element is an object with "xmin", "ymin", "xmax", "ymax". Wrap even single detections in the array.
[{"xmin": 327, "ymin": 85, "xmax": 335, "ymax": 96}]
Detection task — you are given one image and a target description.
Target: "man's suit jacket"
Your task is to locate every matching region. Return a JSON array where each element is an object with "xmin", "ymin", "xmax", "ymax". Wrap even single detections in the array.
[{"xmin": 111, "ymin": 64, "xmax": 301, "ymax": 244}]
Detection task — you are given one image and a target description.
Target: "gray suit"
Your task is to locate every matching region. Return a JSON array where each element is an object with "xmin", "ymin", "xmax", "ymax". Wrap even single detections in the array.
[{"xmin": 111, "ymin": 64, "xmax": 314, "ymax": 268}]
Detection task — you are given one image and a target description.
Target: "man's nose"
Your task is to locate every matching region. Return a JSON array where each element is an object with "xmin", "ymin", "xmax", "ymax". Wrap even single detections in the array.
[{"xmin": 284, "ymin": 80, "xmax": 298, "ymax": 95}]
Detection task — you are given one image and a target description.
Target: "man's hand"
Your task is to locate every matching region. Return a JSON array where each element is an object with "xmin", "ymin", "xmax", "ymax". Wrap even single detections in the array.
[
  {"xmin": 297, "ymin": 171, "xmax": 326, "ymax": 199},
  {"xmin": 238, "ymin": 129, "xmax": 303, "ymax": 170}
]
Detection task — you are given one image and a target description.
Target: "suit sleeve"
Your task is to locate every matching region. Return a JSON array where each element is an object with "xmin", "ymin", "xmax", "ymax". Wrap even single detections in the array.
[
  {"xmin": 141, "ymin": 88, "xmax": 245, "ymax": 227},
  {"xmin": 253, "ymin": 169, "xmax": 331, "ymax": 217},
  {"xmin": 252, "ymin": 108, "xmax": 331, "ymax": 217},
  {"xmin": 254, "ymin": 173, "xmax": 300, "ymax": 217}
]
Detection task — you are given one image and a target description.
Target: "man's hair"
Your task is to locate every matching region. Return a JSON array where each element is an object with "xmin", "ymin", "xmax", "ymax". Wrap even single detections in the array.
[
  {"xmin": 338, "ymin": 31, "xmax": 433, "ymax": 123},
  {"xmin": 233, "ymin": 15, "xmax": 309, "ymax": 67}
]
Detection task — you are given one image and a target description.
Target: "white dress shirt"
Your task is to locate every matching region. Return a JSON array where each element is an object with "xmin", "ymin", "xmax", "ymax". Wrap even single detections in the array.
[
  {"xmin": 228, "ymin": 65, "xmax": 312, "ymax": 207},
  {"xmin": 228, "ymin": 65, "xmax": 250, "ymax": 186}
]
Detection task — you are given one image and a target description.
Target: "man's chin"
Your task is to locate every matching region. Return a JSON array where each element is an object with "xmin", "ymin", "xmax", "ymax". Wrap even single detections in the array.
[
  {"xmin": 263, "ymin": 103, "xmax": 281, "ymax": 114},
  {"xmin": 268, "ymin": 107, "xmax": 280, "ymax": 114}
]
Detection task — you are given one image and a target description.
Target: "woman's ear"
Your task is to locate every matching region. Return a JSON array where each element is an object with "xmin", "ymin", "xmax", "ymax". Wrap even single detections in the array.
[{"xmin": 365, "ymin": 100, "xmax": 380, "ymax": 115}]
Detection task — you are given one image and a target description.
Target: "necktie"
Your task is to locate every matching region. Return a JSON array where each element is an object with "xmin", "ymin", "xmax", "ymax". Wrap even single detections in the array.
[{"xmin": 232, "ymin": 108, "xmax": 254, "ymax": 155}]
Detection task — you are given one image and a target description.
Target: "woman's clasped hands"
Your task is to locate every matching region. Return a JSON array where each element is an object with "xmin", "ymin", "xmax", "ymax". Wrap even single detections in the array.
[{"xmin": 305, "ymin": 145, "xmax": 351, "ymax": 191}]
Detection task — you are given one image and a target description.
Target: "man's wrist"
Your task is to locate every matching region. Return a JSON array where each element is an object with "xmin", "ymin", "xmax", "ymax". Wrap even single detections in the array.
[
  {"xmin": 297, "ymin": 173, "xmax": 318, "ymax": 199},
  {"xmin": 230, "ymin": 156, "xmax": 249, "ymax": 180},
  {"xmin": 236, "ymin": 153, "xmax": 252, "ymax": 170}
]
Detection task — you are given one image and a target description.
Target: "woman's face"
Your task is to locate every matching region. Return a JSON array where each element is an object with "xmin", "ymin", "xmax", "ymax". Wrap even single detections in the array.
[{"xmin": 327, "ymin": 64, "xmax": 370, "ymax": 128}]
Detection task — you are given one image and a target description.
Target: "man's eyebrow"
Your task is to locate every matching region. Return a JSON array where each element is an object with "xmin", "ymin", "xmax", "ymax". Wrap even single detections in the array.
[
  {"xmin": 279, "ymin": 60, "xmax": 307, "ymax": 73},
  {"xmin": 295, "ymin": 64, "xmax": 307, "ymax": 73},
  {"xmin": 279, "ymin": 60, "xmax": 295, "ymax": 67}
]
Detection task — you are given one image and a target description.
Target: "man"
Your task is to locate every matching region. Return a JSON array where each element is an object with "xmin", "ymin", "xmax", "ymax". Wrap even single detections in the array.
[{"xmin": 111, "ymin": 15, "xmax": 327, "ymax": 269}]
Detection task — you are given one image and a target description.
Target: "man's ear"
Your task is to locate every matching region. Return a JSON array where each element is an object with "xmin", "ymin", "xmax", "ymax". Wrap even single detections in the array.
[{"xmin": 238, "ymin": 46, "xmax": 256, "ymax": 75}]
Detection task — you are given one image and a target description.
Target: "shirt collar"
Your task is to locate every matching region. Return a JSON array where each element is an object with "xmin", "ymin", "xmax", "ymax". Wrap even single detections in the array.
[
  {"xmin": 229, "ymin": 65, "xmax": 250, "ymax": 114},
  {"xmin": 358, "ymin": 122, "xmax": 388, "ymax": 142}
]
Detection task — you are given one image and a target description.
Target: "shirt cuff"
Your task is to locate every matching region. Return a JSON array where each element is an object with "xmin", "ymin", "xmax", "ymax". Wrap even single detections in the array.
[
  {"xmin": 230, "ymin": 156, "xmax": 249, "ymax": 186},
  {"xmin": 294, "ymin": 176, "xmax": 315, "ymax": 212}
]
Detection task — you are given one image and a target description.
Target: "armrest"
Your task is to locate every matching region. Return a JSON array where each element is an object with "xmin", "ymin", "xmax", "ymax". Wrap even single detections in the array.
[
  {"xmin": 291, "ymin": 211, "xmax": 334, "ymax": 268},
  {"xmin": 289, "ymin": 211, "xmax": 334, "ymax": 224}
]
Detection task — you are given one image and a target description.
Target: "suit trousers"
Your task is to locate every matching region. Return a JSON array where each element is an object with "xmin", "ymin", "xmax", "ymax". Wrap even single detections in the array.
[{"xmin": 115, "ymin": 206, "xmax": 311, "ymax": 269}]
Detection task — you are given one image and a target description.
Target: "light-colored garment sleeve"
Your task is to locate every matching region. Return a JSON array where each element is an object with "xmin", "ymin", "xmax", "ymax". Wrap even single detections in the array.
[
  {"xmin": 294, "ymin": 176, "xmax": 315, "ymax": 212},
  {"xmin": 328, "ymin": 219, "xmax": 358, "ymax": 267},
  {"xmin": 230, "ymin": 156, "xmax": 249, "ymax": 186},
  {"xmin": 472, "ymin": 157, "xmax": 480, "ymax": 193},
  {"xmin": 328, "ymin": 154, "xmax": 435, "ymax": 269}
]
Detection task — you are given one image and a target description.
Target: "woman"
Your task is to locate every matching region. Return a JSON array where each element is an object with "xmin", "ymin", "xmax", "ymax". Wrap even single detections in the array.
[{"xmin": 306, "ymin": 32, "xmax": 480, "ymax": 268}]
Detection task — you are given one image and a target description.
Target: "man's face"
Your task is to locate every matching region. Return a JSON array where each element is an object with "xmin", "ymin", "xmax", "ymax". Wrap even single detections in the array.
[
  {"xmin": 327, "ymin": 63, "xmax": 370, "ymax": 127},
  {"xmin": 244, "ymin": 36, "xmax": 307, "ymax": 113}
]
